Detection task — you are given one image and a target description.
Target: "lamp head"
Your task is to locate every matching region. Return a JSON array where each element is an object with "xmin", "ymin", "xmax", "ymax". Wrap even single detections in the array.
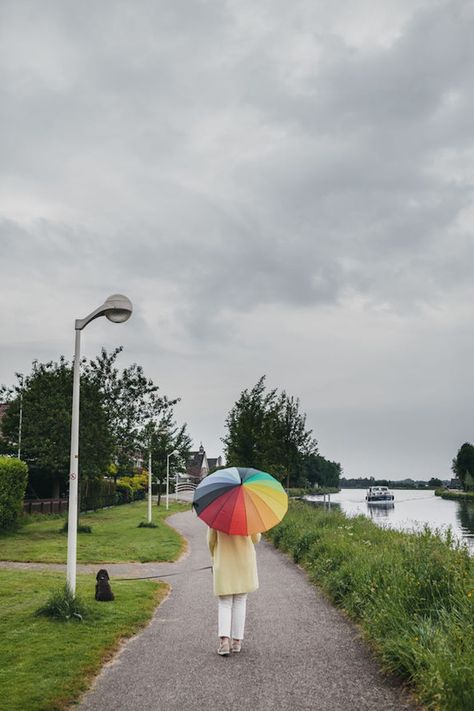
[{"xmin": 104, "ymin": 294, "xmax": 133, "ymax": 323}]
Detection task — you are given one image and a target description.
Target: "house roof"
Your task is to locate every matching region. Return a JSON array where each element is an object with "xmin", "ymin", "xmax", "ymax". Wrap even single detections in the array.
[{"xmin": 186, "ymin": 449, "xmax": 206, "ymax": 478}]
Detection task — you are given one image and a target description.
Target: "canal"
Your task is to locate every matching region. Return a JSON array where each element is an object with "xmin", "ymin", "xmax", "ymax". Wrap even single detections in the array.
[{"xmin": 306, "ymin": 488, "xmax": 474, "ymax": 548}]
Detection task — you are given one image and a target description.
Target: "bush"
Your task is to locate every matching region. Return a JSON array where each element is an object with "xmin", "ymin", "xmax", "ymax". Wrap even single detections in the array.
[
  {"xmin": 80, "ymin": 477, "xmax": 117, "ymax": 511},
  {"xmin": 116, "ymin": 482, "xmax": 133, "ymax": 504},
  {"xmin": 116, "ymin": 474, "xmax": 148, "ymax": 504},
  {"xmin": 35, "ymin": 585, "xmax": 90, "ymax": 621},
  {"xmin": 0, "ymin": 456, "xmax": 28, "ymax": 530},
  {"xmin": 60, "ymin": 521, "xmax": 92, "ymax": 534}
]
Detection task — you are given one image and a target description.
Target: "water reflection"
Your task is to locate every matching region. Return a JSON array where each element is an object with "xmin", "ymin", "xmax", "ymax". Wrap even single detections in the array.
[
  {"xmin": 456, "ymin": 501, "xmax": 474, "ymax": 542},
  {"xmin": 367, "ymin": 503, "xmax": 395, "ymax": 519}
]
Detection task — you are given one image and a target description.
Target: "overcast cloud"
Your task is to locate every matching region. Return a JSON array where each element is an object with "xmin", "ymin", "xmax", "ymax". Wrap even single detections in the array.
[{"xmin": 1, "ymin": 0, "xmax": 473, "ymax": 479}]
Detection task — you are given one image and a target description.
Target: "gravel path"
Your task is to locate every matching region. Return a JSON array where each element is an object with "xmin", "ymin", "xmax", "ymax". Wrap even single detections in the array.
[{"xmin": 72, "ymin": 509, "xmax": 416, "ymax": 711}]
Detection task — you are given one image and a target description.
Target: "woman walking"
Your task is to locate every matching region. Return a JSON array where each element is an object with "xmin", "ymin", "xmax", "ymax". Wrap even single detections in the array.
[
  {"xmin": 207, "ymin": 527, "xmax": 261, "ymax": 656},
  {"xmin": 192, "ymin": 466, "xmax": 288, "ymax": 656}
]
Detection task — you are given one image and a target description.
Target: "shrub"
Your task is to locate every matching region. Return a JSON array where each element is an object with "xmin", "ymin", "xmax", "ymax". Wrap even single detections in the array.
[
  {"xmin": 35, "ymin": 585, "xmax": 90, "ymax": 621},
  {"xmin": 80, "ymin": 477, "xmax": 117, "ymax": 511},
  {"xmin": 60, "ymin": 521, "xmax": 92, "ymax": 534},
  {"xmin": 116, "ymin": 482, "xmax": 133, "ymax": 504},
  {"xmin": 0, "ymin": 456, "xmax": 28, "ymax": 530}
]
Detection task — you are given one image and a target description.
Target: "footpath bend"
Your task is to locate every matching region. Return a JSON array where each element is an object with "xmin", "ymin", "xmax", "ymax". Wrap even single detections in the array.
[{"xmin": 74, "ymin": 509, "xmax": 415, "ymax": 711}]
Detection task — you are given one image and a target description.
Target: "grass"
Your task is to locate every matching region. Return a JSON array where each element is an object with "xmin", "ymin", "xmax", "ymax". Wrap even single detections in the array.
[
  {"xmin": 0, "ymin": 569, "xmax": 167, "ymax": 711},
  {"xmin": 0, "ymin": 501, "xmax": 189, "ymax": 563},
  {"xmin": 267, "ymin": 500, "xmax": 474, "ymax": 711},
  {"xmin": 435, "ymin": 488, "xmax": 474, "ymax": 501}
]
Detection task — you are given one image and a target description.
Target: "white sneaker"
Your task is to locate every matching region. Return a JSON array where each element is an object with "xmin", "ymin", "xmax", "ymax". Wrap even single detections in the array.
[
  {"xmin": 217, "ymin": 639, "xmax": 230, "ymax": 656},
  {"xmin": 231, "ymin": 640, "xmax": 242, "ymax": 653}
]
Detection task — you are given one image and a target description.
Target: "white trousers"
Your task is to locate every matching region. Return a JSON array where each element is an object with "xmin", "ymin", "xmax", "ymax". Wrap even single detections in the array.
[{"xmin": 218, "ymin": 593, "xmax": 248, "ymax": 639}]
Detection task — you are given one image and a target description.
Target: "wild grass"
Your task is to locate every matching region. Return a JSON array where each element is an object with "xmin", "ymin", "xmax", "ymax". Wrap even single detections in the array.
[
  {"xmin": 267, "ymin": 501, "xmax": 474, "ymax": 710},
  {"xmin": 0, "ymin": 569, "xmax": 167, "ymax": 711},
  {"xmin": 0, "ymin": 500, "xmax": 189, "ymax": 563}
]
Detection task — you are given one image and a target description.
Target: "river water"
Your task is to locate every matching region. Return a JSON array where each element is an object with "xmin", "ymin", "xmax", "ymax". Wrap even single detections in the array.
[{"xmin": 305, "ymin": 489, "xmax": 474, "ymax": 549}]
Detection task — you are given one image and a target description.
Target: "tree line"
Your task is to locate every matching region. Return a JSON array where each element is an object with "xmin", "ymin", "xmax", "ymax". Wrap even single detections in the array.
[
  {"xmin": 222, "ymin": 376, "xmax": 341, "ymax": 489},
  {"xmin": 0, "ymin": 347, "xmax": 191, "ymax": 499},
  {"xmin": 452, "ymin": 442, "xmax": 474, "ymax": 491}
]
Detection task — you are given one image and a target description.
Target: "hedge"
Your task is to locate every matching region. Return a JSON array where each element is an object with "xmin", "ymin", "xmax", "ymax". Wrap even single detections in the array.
[{"xmin": 0, "ymin": 456, "xmax": 28, "ymax": 529}]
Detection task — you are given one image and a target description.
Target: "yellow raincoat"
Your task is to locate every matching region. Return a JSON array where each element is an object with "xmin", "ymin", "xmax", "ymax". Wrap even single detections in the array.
[{"xmin": 207, "ymin": 528, "xmax": 261, "ymax": 596}]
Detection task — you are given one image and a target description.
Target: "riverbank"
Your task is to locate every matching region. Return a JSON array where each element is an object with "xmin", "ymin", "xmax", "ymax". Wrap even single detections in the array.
[
  {"xmin": 435, "ymin": 488, "xmax": 474, "ymax": 501},
  {"xmin": 266, "ymin": 500, "xmax": 474, "ymax": 710},
  {"xmin": 287, "ymin": 486, "xmax": 340, "ymax": 497}
]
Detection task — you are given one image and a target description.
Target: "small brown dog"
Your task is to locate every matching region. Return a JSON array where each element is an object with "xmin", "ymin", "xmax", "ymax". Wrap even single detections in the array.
[{"xmin": 95, "ymin": 569, "xmax": 114, "ymax": 601}]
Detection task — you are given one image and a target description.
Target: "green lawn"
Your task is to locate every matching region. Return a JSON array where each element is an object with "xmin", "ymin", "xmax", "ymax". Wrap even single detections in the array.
[
  {"xmin": 0, "ymin": 569, "xmax": 167, "ymax": 711},
  {"xmin": 0, "ymin": 501, "xmax": 190, "ymax": 563}
]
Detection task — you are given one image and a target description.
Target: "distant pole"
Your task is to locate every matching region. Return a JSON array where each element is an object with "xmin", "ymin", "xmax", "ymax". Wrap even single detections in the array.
[
  {"xmin": 166, "ymin": 450, "xmax": 179, "ymax": 510},
  {"xmin": 17, "ymin": 391, "xmax": 23, "ymax": 460},
  {"xmin": 147, "ymin": 447, "xmax": 152, "ymax": 523}
]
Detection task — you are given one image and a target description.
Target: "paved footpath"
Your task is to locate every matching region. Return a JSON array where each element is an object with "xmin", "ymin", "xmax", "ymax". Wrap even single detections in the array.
[{"xmin": 71, "ymin": 509, "xmax": 417, "ymax": 711}]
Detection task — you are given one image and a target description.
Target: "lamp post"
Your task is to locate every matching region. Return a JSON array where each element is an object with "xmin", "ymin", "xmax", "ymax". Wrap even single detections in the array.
[
  {"xmin": 166, "ymin": 450, "xmax": 179, "ymax": 510},
  {"xmin": 66, "ymin": 294, "xmax": 132, "ymax": 596},
  {"xmin": 147, "ymin": 445, "xmax": 153, "ymax": 524}
]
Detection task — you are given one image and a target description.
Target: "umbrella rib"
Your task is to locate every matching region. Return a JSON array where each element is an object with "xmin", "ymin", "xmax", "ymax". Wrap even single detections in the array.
[{"xmin": 206, "ymin": 486, "xmax": 240, "ymax": 531}]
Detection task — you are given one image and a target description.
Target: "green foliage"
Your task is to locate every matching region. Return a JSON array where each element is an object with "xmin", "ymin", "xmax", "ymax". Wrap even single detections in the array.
[
  {"xmin": 0, "ymin": 456, "xmax": 28, "ymax": 530},
  {"xmin": 267, "ymin": 501, "xmax": 474, "ymax": 709},
  {"xmin": 223, "ymin": 376, "xmax": 322, "ymax": 487},
  {"xmin": 1, "ymin": 359, "xmax": 112, "ymax": 496},
  {"xmin": 428, "ymin": 477, "xmax": 443, "ymax": 488},
  {"xmin": 287, "ymin": 486, "xmax": 339, "ymax": 497},
  {"xmin": 59, "ymin": 522, "xmax": 92, "ymax": 534},
  {"xmin": 138, "ymin": 521, "xmax": 157, "ymax": 528},
  {"xmin": 303, "ymin": 453, "xmax": 341, "ymax": 488},
  {"xmin": 436, "ymin": 488, "xmax": 474, "ymax": 501},
  {"xmin": 452, "ymin": 442, "xmax": 474, "ymax": 492},
  {"xmin": 80, "ymin": 477, "xmax": 116, "ymax": 511},
  {"xmin": 35, "ymin": 585, "xmax": 89, "ymax": 621},
  {"xmin": 115, "ymin": 481, "xmax": 133, "ymax": 504},
  {"xmin": 85, "ymin": 347, "xmax": 179, "ymax": 476}
]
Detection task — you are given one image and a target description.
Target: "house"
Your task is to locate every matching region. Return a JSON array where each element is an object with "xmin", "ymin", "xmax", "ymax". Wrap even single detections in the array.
[
  {"xmin": 207, "ymin": 456, "xmax": 224, "ymax": 472},
  {"xmin": 185, "ymin": 445, "xmax": 223, "ymax": 482}
]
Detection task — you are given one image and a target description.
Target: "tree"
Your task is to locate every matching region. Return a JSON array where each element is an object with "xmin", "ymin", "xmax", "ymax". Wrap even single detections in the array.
[
  {"xmin": 143, "ymin": 410, "xmax": 192, "ymax": 505},
  {"xmin": 85, "ymin": 348, "xmax": 178, "ymax": 477},
  {"xmin": 303, "ymin": 453, "xmax": 342, "ymax": 488},
  {"xmin": 452, "ymin": 442, "xmax": 474, "ymax": 491},
  {"xmin": 223, "ymin": 376, "xmax": 319, "ymax": 487},
  {"xmin": 1, "ymin": 359, "xmax": 112, "ymax": 498},
  {"xmin": 428, "ymin": 477, "xmax": 443, "ymax": 489}
]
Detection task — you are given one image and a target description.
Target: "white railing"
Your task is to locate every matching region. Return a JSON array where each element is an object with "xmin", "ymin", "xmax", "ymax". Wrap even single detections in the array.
[{"xmin": 175, "ymin": 482, "xmax": 197, "ymax": 500}]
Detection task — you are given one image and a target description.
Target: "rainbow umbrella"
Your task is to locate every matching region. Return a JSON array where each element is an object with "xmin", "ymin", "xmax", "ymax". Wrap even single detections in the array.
[{"xmin": 192, "ymin": 467, "xmax": 288, "ymax": 535}]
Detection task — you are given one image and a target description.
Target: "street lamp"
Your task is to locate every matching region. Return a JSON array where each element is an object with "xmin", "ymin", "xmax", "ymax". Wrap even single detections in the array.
[
  {"xmin": 66, "ymin": 294, "xmax": 132, "ymax": 596},
  {"xmin": 147, "ymin": 437, "xmax": 153, "ymax": 524},
  {"xmin": 166, "ymin": 450, "xmax": 179, "ymax": 510}
]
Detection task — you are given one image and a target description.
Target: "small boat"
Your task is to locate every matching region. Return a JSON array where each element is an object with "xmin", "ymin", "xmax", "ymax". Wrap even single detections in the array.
[{"xmin": 365, "ymin": 486, "xmax": 395, "ymax": 503}]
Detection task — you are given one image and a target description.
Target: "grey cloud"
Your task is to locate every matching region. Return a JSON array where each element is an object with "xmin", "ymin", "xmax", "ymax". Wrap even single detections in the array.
[{"xmin": 1, "ymin": 0, "xmax": 473, "ymax": 476}]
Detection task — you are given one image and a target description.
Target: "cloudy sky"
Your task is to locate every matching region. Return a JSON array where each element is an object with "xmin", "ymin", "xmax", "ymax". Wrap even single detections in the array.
[{"xmin": 1, "ymin": 0, "xmax": 473, "ymax": 480}]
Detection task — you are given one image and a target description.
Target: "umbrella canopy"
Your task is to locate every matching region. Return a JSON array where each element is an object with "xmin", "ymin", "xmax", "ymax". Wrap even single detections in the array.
[{"xmin": 192, "ymin": 466, "xmax": 288, "ymax": 535}]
